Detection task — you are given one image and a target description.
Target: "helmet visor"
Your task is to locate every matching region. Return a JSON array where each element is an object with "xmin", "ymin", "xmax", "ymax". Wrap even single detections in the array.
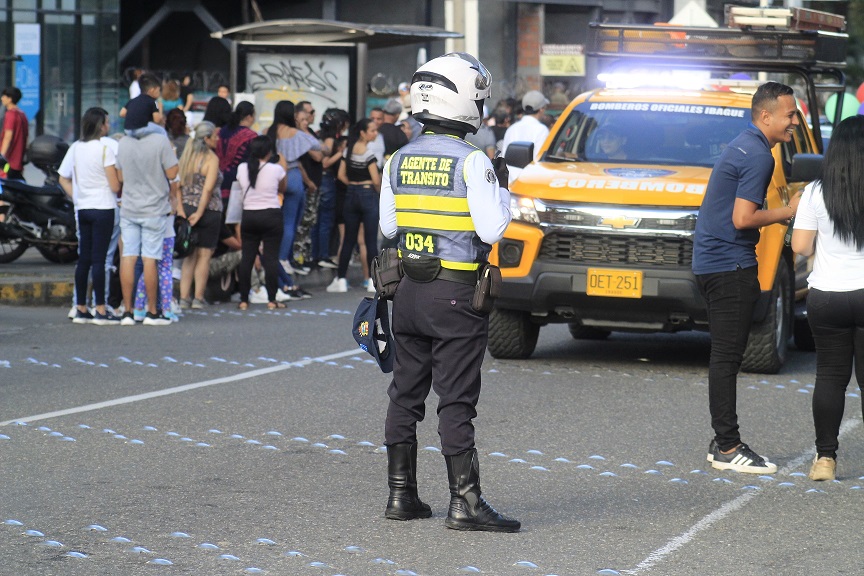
[{"xmin": 445, "ymin": 52, "xmax": 491, "ymax": 92}]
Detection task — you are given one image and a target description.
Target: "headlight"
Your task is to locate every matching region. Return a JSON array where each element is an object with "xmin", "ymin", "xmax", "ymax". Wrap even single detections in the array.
[{"xmin": 510, "ymin": 195, "xmax": 540, "ymax": 224}]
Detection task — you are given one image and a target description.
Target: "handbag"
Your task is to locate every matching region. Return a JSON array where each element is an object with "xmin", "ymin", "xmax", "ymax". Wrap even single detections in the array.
[{"xmin": 225, "ymin": 180, "xmax": 245, "ymax": 225}]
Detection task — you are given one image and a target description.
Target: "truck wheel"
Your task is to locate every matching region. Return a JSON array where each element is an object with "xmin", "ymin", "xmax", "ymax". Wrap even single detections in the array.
[
  {"xmin": 568, "ymin": 324, "xmax": 611, "ymax": 340},
  {"xmin": 742, "ymin": 263, "xmax": 791, "ymax": 374},
  {"xmin": 793, "ymin": 316, "xmax": 816, "ymax": 351},
  {"xmin": 488, "ymin": 308, "xmax": 539, "ymax": 359}
]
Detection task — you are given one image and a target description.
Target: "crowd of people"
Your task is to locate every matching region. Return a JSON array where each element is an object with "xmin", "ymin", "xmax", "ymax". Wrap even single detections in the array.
[{"xmin": 53, "ymin": 70, "xmax": 464, "ymax": 325}]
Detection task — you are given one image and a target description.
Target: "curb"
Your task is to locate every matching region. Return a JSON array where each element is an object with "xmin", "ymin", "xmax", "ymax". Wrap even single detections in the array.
[{"xmin": 0, "ymin": 279, "xmax": 75, "ymax": 307}]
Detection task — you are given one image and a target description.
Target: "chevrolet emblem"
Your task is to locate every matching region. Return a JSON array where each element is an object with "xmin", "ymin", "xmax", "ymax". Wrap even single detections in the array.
[{"xmin": 598, "ymin": 216, "xmax": 640, "ymax": 229}]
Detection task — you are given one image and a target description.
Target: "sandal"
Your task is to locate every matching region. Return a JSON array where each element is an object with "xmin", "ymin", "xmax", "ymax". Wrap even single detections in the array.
[
  {"xmin": 238, "ymin": 302, "xmax": 249, "ymax": 311},
  {"xmin": 267, "ymin": 301, "xmax": 286, "ymax": 310}
]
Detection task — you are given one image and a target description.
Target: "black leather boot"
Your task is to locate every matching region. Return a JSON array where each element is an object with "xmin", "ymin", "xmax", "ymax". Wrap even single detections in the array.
[
  {"xmin": 444, "ymin": 449, "xmax": 520, "ymax": 532},
  {"xmin": 385, "ymin": 442, "xmax": 432, "ymax": 520}
]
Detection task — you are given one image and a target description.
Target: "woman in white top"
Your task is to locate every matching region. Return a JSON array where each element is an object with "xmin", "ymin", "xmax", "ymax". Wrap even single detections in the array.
[
  {"xmin": 59, "ymin": 107, "xmax": 122, "ymax": 325},
  {"xmin": 791, "ymin": 115, "xmax": 864, "ymax": 482},
  {"xmin": 235, "ymin": 135, "xmax": 287, "ymax": 310}
]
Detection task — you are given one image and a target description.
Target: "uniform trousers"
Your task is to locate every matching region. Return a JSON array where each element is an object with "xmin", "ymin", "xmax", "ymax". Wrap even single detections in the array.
[{"xmin": 385, "ymin": 276, "xmax": 487, "ymax": 456}]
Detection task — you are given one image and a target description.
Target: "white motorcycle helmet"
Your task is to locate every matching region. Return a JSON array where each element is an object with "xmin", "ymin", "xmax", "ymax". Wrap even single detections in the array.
[{"xmin": 410, "ymin": 52, "xmax": 491, "ymax": 134}]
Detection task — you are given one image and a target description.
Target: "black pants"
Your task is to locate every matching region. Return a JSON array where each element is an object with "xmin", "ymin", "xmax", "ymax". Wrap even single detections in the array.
[
  {"xmin": 385, "ymin": 277, "xmax": 487, "ymax": 456},
  {"xmin": 238, "ymin": 208, "xmax": 283, "ymax": 304},
  {"xmin": 337, "ymin": 185, "xmax": 378, "ymax": 279},
  {"xmin": 75, "ymin": 209, "xmax": 116, "ymax": 307},
  {"xmin": 697, "ymin": 266, "xmax": 760, "ymax": 451},
  {"xmin": 807, "ymin": 288, "xmax": 864, "ymax": 459}
]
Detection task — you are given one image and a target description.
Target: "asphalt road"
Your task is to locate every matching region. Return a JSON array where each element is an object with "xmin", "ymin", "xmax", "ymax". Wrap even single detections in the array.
[{"xmin": 1, "ymin": 296, "xmax": 862, "ymax": 576}]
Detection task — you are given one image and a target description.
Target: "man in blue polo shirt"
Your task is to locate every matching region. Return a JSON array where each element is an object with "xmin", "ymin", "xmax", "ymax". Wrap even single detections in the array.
[{"xmin": 693, "ymin": 81, "xmax": 802, "ymax": 474}]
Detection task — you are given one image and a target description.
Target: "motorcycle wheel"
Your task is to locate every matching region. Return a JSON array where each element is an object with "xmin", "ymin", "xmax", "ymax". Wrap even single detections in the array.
[
  {"xmin": 0, "ymin": 236, "xmax": 28, "ymax": 263},
  {"xmin": 36, "ymin": 244, "xmax": 79, "ymax": 264}
]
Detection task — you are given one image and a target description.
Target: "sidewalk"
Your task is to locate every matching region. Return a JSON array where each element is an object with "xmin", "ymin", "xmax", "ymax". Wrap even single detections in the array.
[{"xmin": 0, "ymin": 248, "xmax": 355, "ymax": 307}]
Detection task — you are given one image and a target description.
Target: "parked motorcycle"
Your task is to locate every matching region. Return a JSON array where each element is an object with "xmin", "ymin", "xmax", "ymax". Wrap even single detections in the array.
[{"xmin": 0, "ymin": 135, "xmax": 78, "ymax": 264}]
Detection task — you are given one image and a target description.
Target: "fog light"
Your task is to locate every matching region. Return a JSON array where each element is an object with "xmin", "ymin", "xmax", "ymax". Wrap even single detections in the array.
[{"xmin": 499, "ymin": 239, "xmax": 523, "ymax": 268}]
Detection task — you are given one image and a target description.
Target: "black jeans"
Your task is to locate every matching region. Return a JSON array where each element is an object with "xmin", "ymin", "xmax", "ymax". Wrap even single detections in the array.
[
  {"xmin": 75, "ymin": 209, "xmax": 116, "ymax": 307},
  {"xmin": 238, "ymin": 208, "xmax": 283, "ymax": 304},
  {"xmin": 807, "ymin": 288, "xmax": 864, "ymax": 459},
  {"xmin": 697, "ymin": 266, "xmax": 760, "ymax": 451},
  {"xmin": 337, "ymin": 185, "xmax": 378, "ymax": 279}
]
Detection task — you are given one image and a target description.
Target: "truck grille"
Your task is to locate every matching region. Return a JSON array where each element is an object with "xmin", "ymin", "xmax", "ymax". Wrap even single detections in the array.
[{"xmin": 539, "ymin": 231, "xmax": 693, "ymax": 267}]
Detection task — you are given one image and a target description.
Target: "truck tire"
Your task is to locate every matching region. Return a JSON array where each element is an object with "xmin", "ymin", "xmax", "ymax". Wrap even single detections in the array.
[
  {"xmin": 568, "ymin": 324, "xmax": 611, "ymax": 340},
  {"xmin": 488, "ymin": 308, "xmax": 539, "ymax": 359},
  {"xmin": 793, "ymin": 316, "xmax": 816, "ymax": 351},
  {"xmin": 742, "ymin": 263, "xmax": 791, "ymax": 374}
]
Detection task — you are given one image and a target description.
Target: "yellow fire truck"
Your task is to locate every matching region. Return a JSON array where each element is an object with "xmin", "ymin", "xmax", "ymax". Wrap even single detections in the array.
[{"xmin": 491, "ymin": 18, "xmax": 848, "ymax": 373}]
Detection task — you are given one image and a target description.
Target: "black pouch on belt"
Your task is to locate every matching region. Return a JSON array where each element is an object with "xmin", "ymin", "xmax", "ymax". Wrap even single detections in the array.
[
  {"xmin": 401, "ymin": 253, "xmax": 442, "ymax": 283},
  {"xmin": 371, "ymin": 247, "xmax": 403, "ymax": 300},
  {"xmin": 471, "ymin": 263, "xmax": 502, "ymax": 315}
]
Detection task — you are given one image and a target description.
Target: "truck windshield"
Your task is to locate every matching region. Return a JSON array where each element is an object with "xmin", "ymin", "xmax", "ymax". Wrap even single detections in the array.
[{"xmin": 545, "ymin": 101, "xmax": 751, "ymax": 167}]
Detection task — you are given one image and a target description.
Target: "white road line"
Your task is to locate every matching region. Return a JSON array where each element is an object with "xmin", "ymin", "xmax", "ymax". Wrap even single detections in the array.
[
  {"xmin": 622, "ymin": 418, "xmax": 861, "ymax": 575},
  {"xmin": 0, "ymin": 348, "xmax": 361, "ymax": 426}
]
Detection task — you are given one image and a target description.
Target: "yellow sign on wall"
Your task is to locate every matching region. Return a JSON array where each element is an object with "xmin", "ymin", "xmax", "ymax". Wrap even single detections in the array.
[{"xmin": 540, "ymin": 44, "xmax": 585, "ymax": 77}]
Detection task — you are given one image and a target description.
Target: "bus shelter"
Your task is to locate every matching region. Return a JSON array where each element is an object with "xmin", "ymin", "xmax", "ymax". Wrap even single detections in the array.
[{"xmin": 211, "ymin": 19, "xmax": 462, "ymax": 129}]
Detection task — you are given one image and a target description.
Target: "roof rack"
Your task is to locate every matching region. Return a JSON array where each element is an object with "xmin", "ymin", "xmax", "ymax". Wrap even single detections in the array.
[
  {"xmin": 586, "ymin": 23, "xmax": 846, "ymax": 69},
  {"xmin": 585, "ymin": 22, "xmax": 849, "ymax": 152}
]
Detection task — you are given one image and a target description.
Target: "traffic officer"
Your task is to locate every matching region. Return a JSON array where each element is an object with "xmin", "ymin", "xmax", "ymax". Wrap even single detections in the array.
[{"xmin": 378, "ymin": 53, "xmax": 519, "ymax": 532}]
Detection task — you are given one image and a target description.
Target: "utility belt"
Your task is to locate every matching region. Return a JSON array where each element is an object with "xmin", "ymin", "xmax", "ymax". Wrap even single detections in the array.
[{"xmin": 372, "ymin": 248, "xmax": 500, "ymax": 315}]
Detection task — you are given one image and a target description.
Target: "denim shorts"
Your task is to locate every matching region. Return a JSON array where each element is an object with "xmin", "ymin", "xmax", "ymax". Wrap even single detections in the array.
[{"xmin": 121, "ymin": 215, "xmax": 167, "ymax": 259}]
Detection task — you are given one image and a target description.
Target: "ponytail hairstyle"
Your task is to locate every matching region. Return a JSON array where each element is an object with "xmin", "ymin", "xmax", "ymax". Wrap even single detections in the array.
[
  {"xmin": 246, "ymin": 135, "xmax": 273, "ymax": 189},
  {"xmin": 347, "ymin": 117, "xmax": 374, "ymax": 155},
  {"xmin": 319, "ymin": 108, "xmax": 349, "ymax": 140},
  {"xmin": 227, "ymin": 100, "xmax": 255, "ymax": 130},
  {"xmin": 177, "ymin": 120, "xmax": 216, "ymax": 188},
  {"xmin": 819, "ymin": 114, "xmax": 864, "ymax": 250},
  {"xmin": 265, "ymin": 100, "xmax": 296, "ymax": 143}
]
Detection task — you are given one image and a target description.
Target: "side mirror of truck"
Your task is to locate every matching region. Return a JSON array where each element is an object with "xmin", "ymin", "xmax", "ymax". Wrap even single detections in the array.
[
  {"xmin": 504, "ymin": 142, "xmax": 534, "ymax": 169},
  {"xmin": 789, "ymin": 153, "xmax": 823, "ymax": 183}
]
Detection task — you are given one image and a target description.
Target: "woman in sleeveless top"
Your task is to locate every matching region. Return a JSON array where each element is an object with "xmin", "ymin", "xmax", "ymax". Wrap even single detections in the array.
[
  {"xmin": 327, "ymin": 117, "xmax": 380, "ymax": 293},
  {"xmin": 178, "ymin": 121, "xmax": 223, "ymax": 309}
]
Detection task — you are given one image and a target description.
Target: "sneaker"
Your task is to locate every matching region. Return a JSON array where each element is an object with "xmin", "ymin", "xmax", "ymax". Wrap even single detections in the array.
[
  {"xmin": 163, "ymin": 311, "xmax": 180, "ymax": 323},
  {"xmin": 171, "ymin": 299, "xmax": 183, "ymax": 315},
  {"xmin": 143, "ymin": 311, "xmax": 172, "ymax": 326},
  {"xmin": 191, "ymin": 298, "xmax": 206, "ymax": 309},
  {"xmin": 279, "ymin": 259, "xmax": 295, "ymax": 275},
  {"xmin": 120, "ymin": 311, "xmax": 136, "ymax": 326},
  {"xmin": 72, "ymin": 309, "xmax": 94, "ymax": 324},
  {"xmin": 365, "ymin": 278, "xmax": 377, "ymax": 293},
  {"xmin": 707, "ymin": 439, "xmax": 717, "ymax": 462},
  {"xmin": 317, "ymin": 258, "xmax": 338, "ymax": 269},
  {"xmin": 709, "ymin": 442, "xmax": 777, "ymax": 474},
  {"xmin": 287, "ymin": 286, "xmax": 312, "ymax": 300},
  {"xmin": 808, "ymin": 456, "xmax": 836, "ymax": 481},
  {"xmin": 290, "ymin": 259, "xmax": 311, "ymax": 276},
  {"xmin": 91, "ymin": 310, "xmax": 121, "ymax": 326},
  {"xmin": 249, "ymin": 287, "xmax": 269, "ymax": 304},
  {"xmin": 178, "ymin": 298, "xmax": 192, "ymax": 309},
  {"xmin": 68, "ymin": 306, "xmax": 79, "ymax": 320},
  {"xmin": 326, "ymin": 277, "xmax": 348, "ymax": 293},
  {"xmin": 275, "ymin": 288, "xmax": 293, "ymax": 302},
  {"xmin": 133, "ymin": 308, "xmax": 147, "ymax": 322}
]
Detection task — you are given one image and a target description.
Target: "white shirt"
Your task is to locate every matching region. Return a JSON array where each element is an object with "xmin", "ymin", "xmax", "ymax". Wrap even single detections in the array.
[
  {"xmin": 57, "ymin": 139, "xmax": 118, "ymax": 210},
  {"xmin": 379, "ymin": 140, "xmax": 511, "ymax": 246},
  {"xmin": 502, "ymin": 114, "xmax": 550, "ymax": 184},
  {"xmin": 129, "ymin": 80, "xmax": 140, "ymax": 99},
  {"xmin": 368, "ymin": 133, "xmax": 385, "ymax": 169},
  {"xmin": 794, "ymin": 180, "xmax": 864, "ymax": 291}
]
